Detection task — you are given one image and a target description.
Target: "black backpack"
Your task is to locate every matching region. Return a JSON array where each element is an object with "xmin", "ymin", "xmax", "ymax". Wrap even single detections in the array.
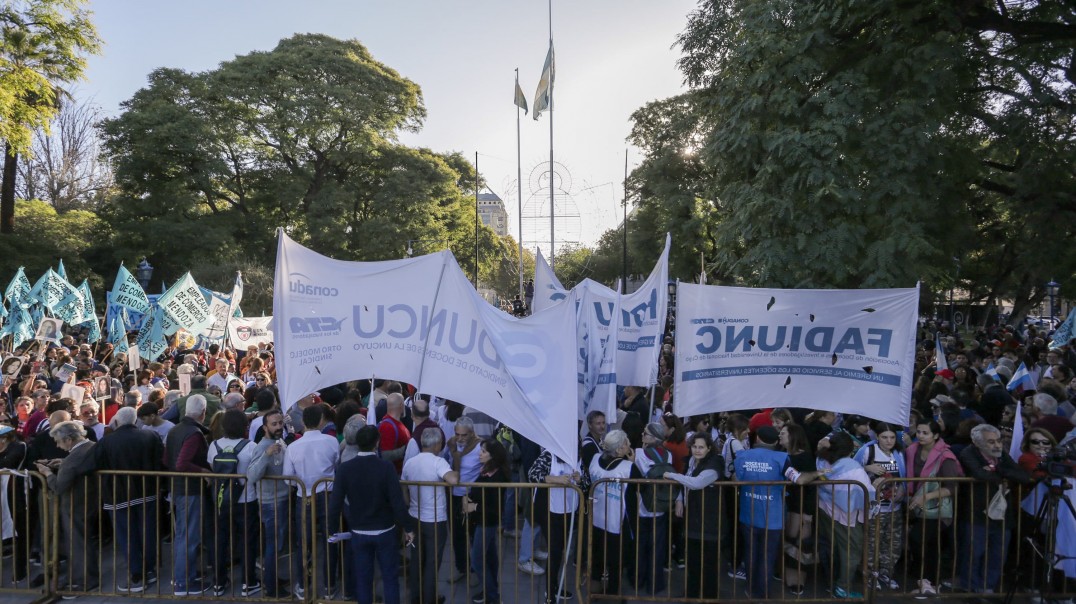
[
  {"xmin": 640, "ymin": 446, "xmax": 678, "ymax": 514},
  {"xmin": 212, "ymin": 439, "xmax": 250, "ymax": 509}
]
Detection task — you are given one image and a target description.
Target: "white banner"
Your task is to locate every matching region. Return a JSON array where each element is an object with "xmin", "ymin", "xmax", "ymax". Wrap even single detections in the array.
[
  {"xmin": 532, "ymin": 235, "xmax": 670, "ymax": 387},
  {"xmin": 576, "ymin": 280, "xmax": 619, "ymax": 420},
  {"xmin": 228, "ymin": 316, "xmax": 274, "ymax": 348},
  {"xmin": 273, "ymin": 231, "xmax": 580, "ymax": 467},
  {"xmin": 673, "ymin": 283, "xmax": 919, "ymax": 426}
]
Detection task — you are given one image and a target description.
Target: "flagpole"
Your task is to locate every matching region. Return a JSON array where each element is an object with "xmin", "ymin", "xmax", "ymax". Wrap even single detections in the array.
[
  {"xmin": 516, "ymin": 68, "xmax": 524, "ymax": 299},
  {"xmin": 474, "ymin": 152, "xmax": 480, "ymax": 290},
  {"xmin": 547, "ymin": 0, "xmax": 555, "ymax": 269}
]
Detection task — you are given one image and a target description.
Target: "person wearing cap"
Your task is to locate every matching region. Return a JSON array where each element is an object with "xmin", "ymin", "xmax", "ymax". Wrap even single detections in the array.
[
  {"xmin": 733, "ymin": 425, "xmax": 793, "ymax": 599},
  {"xmin": 629, "ymin": 422, "xmax": 674, "ymax": 594}
]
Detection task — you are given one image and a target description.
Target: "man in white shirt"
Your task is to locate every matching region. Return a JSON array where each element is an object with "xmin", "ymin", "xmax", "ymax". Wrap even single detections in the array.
[
  {"xmin": 283, "ymin": 405, "xmax": 340, "ymax": 598},
  {"xmin": 206, "ymin": 358, "xmax": 235, "ymax": 395},
  {"xmin": 401, "ymin": 428, "xmax": 459, "ymax": 604}
]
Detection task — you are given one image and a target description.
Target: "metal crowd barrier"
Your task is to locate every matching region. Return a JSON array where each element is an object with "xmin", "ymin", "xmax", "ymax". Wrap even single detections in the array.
[
  {"xmin": 309, "ymin": 478, "xmax": 585, "ymax": 604},
  {"xmin": 0, "ymin": 469, "xmax": 51, "ymax": 598},
  {"xmin": 5, "ymin": 468, "xmax": 1076, "ymax": 603},
  {"xmin": 588, "ymin": 477, "xmax": 871, "ymax": 602}
]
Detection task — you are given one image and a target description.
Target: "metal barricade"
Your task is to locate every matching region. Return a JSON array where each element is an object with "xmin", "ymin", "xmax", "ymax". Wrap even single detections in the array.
[
  {"xmin": 309, "ymin": 478, "xmax": 585, "ymax": 604},
  {"xmin": 873, "ymin": 475, "xmax": 1075, "ymax": 602},
  {"xmin": 0, "ymin": 469, "xmax": 50, "ymax": 599},
  {"xmin": 587, "ymin": 477, "xmax": 870, "ymax": 602},
  {"xmin": 49, "ymin": 469, "xmax": 303, "ymax": 601}
]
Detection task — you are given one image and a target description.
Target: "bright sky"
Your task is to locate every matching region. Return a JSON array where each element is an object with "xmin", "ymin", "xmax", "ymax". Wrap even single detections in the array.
[{"xmin": 78, "ymin": 0, "xmax": 697, "ymax": 253}]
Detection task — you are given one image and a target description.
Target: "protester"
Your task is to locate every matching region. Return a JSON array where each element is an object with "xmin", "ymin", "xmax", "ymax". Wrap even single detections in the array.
[
  {"xmin": 852, "ymin": 422, "xmax": 906, "ymax": 590},
  {"xmin": 734, "ymin": 426, "xmax": 791, "ymax": 599},
  {"xmin": 815, "ymin": 432, "xmax": 874, "ymax": 599},
  {"xmin": 447, "ymin": 415, "xmax": 481, "ymax": 583},
  {"xmin": 401, "ymin": 427, "xmax": 459, "ymax": 604},
  {"xmin": 631, "ymin": 422, "xmax": 673, "ymax": 594},
  {"xmin": 245, "ymin": 409, "xmax": 296, "ymax": 597},
  {"xmin": 529, "ymin": 445, "xmax": 585, "ymax": 604},
  {"xmin": 465, "ymin": 439, "xmax": 509, "ymax": 604},
  {"xmin": 664, "ymin": 432, "xmax": 724, "ymax": 598},
  {"xmin": 327, "ymin": 425, "xmax": 414, "ymax": 604},
  {"xmin": 163, "ymin": 394, "xmax": 211, "ymax": 596},
  {"xmin": 905, "ymin": 419, "xmax": 962, "ymax": 597},
  {"xmin": 37, "ymin": 421, "xmax": 98, "ymax": 594},
  {"xmin": 207, "ymin": 409, "xmax": 258, "ymax": 597},
  {"xmin": 588, "ymin": 429, "xmax": 636, "ymax": 603}
]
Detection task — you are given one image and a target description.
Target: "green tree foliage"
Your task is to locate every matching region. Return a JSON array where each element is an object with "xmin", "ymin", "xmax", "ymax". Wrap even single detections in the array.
[
  {"xmin": 628, "ymin": 0, "xmax": 1074, "ymax": 310},
  {"xmin": 0, "ymin": 198, "xmax": 110, "ymax": 287},
  {"xmin": 0, "ymin": 0, "xmax": 100, "ymax": 233},
  {"xmin": 99, "ymin": 34, "xmax": 509, "ymax": 294}
]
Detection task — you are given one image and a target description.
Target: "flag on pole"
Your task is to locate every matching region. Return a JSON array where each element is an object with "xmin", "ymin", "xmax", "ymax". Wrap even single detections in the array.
[
  {"xmin": 108, "ymin": 309, "xmax": 128, "ymax": 344},
  {"xmin": 229, "ymin": 271, "xmax": 244, "ymax": 318},
  {"xmin": 532, "ymin": 42, "xmax": 554, "ymax": 120},
  {"xmin": 1009, "ymin": 400, "xmax": 1024, "ymax": 460},
  {"xmin": 56, "ymin": 259, "xmax": 68, "ymax": 282},
  {"xmin": 985, "ymin": 362, "xmax": 1000, "ymax": 382},
  {"xmin": 514, "ymin": 75, "xmax": 529, "ymax": 115},
  {"xmin": 1006, "ymin": 361, "xmax": 1034, "ymax": 392},
  {"xmin": 1051, "ymin": 308, "xmax": 1075, "ymax": 350},
  {"xmin": 109, "ymin": 264, "xmax": 151, "ymax": 315},
  {"xmin": 4, "ymin": 267, "xmax": 31, "ymax": 310},
  {"xmin": 934, "ymin": 333, "xmax": 954, "ymax": 379}
]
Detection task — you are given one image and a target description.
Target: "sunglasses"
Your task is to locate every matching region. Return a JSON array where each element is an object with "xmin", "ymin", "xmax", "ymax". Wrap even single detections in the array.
[
  {"xmin": 1030, "ymin": 439, "xmax": 1051, "ymax": 446},
  {"xmin": 229, "ymin": 384, "xmax": 243, "ymax": 389}
]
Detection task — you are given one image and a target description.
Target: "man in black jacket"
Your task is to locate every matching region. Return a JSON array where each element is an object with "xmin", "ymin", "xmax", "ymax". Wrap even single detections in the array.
[
  {"xmin": 328, "ymin": 425, "xmax": 414, "ymax": 604},
  {"xmin": 95, "ymin": 407, "xmax": 165, "ymax": 593},
  {"xmin": 955, "ymin": 424, "xmax": 1031, "ymax": 593}
]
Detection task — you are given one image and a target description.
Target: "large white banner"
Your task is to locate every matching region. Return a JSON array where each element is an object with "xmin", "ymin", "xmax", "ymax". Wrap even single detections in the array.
[
  {"xmin": 532, "ymin": 235, "xmax": 670, "ymax": 388},
  {"xmin": 273, "ymin": 231, "xmax": 580, "ymax": 466},
  {"xmin": 228, "ymin": 316, "xmax": 274, "ymax": 348},
  {"xmin": 576, "ymin": 280, "xmax": 619, "ymax": 420},
  {"xmin": 673, "ymin": 283, "xmax": 919, "ymax": 426}
]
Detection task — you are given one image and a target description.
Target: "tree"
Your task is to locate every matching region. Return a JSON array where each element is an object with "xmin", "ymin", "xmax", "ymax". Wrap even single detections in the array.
[
  {"xmin": 0, "ymin": 0, "xmax": 100, "ymax": 233},
  {"xmin": 626, "ymin": 0, "xmax": 1074, "ymax": 312},
  {"xmin": 100, "ymin": 34, "xmax": 505, "ymax": 289},
  {"xmin": 0, "ymin": 198, "xmax": 109, "ymax": 286},
  {"xmin": 17, "ymin": 97, "xmax": 113, "ymax": 210}
]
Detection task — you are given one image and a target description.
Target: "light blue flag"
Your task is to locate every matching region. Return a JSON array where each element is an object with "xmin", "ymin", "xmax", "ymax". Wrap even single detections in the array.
[
  {"xmin": 109, "ymin": 264, "xmax": 151, "ymax": 315},
  {"xmin": 28, "ymin": 268, "xmax": 79, "ymax": 311},
  {"xmin": 108, "ymin": 308, "xmax": 128, "ymax": 344},
  {"xmin": 4, "ymin": 268, "xmax": 32, "ymax": 310},
  {"xmin": 114, "ymin": 335, "xmax": 129, "ymax": 356},
  {"xmin": 1051, "ymin": 308, "xmax": 1075, "ymax": 350},
  {"xmin": 79, "ymin": 279, "xmax": 101, "ymax": 344},
  {"xmin": 157, "ymin": 272, "xmax": 213, "ymax": 335},
  {"xmin": 985, "ymin": 362, "xmax": 1000, "ymax": 382},
  {"xmin": 56, "ymin": 259, "xmax": 67, "ymax": 282},
  {"xmin": 11, "ymin": 307, "xmax": 35, "ymax": 349},
  {"xmin": 229, "ymin": 271, "xmax": 244, "ymax": 319},
  {"xmin": 135, "ymin": 305, "xmax": 169, "ymax": 360},
  {"xmin": 54, "ymin": 279, "xmax": 93, "ymax": 325}
]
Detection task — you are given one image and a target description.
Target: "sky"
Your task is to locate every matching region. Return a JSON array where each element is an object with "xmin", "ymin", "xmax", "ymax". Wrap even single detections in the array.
[{"xmin": 77, "ymin": 0, "xmax": 699, "ymax": 254}]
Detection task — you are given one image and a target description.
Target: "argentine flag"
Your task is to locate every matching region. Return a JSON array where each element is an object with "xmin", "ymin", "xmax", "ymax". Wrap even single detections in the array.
[
  {"xmin": 985, "ymin": 362, "xmax": 1000, "ymax": 382},
  {"xmin": 1006, "ymin": 361, "xmax": 1034, "ymax": 393}
]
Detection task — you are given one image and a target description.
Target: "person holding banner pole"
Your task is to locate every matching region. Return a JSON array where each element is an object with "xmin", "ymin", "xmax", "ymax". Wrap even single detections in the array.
[{"xmin": 529, "ymin": 446, "xmax": 586, "ymax": 604}]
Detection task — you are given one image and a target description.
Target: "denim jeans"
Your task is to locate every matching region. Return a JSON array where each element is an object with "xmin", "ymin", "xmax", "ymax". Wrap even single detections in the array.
[
  {"xmin": 518, "ymin": 518, "xmax": 542, "ymax": 562},
  {"xmin": 739, "ymin": 522, "xmax": 782, "ymax": 599},
  {"xmin": 353, "ymin": 529, "xmax": 400, "ymax": 604},
  {"xmin": 470, "ymin": 525, "xmax": 500, "ymax": 600},
  {"xmin": 111, "ymin": 501, "xmax": 158, "ymax": 581},
  {"xmin": 172, "ymin": 495, "xmax": 203, "ymax": 590},
  {"xmin": 298, "ymin": 492, "xmax": 338, "ymax": 593},
  {"xmin": 260, "ymin": 498, "xmax": 297, "ymax": 593},
  {"xmin": 956, "ymin": 521, "xmax": 1011, "ymax": 592}
]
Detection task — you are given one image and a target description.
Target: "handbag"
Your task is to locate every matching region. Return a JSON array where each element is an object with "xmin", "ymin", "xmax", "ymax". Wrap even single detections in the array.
[
  {"xmin": 986, "ymin": 485, "xmax": 1009, "ymax": 521},
  {"xmin": 915, "ymin": 464, "xmax": 953, "ymax": 520}
]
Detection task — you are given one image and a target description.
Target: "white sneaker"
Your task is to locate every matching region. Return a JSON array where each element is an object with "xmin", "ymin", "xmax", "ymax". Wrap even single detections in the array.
[
  {"xmin": 533, "ymin": 549, "xmax": 549, "ymax": 561},
  {"xmin": 913, "ymin": 579, "xmax": 936, "ymax": 599},
  {"xmin": 518, "ymin": 559, "xmax": 546, "ymax": 576}
]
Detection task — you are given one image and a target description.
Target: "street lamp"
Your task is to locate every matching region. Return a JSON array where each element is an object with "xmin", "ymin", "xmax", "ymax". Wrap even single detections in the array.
[
  {"xmin": 135, "ymin": 258, "xmax": 154, "ymax": 290},
  {"xmin": 1047, "ymin": 280, "xmax": 1060, "ymax": 327}
]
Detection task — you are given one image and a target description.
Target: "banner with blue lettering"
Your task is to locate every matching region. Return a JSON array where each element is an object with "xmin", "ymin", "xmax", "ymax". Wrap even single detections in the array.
[
  {"xmin": 4, "ymin": 267, "xmax": 32, "ymax": 310},
  {"xmin": 28, "ymin": 268, "xmax": 79, "ymax": 311},
  {"xmin": 532, "ymin": 235, "xmax": 670, "ymax": 388},
  {"xmin": 576, "ymin": 279, "xmax": 619, "ymax": 420},
  {"xmin": 273, "ymin": 230, "xmax": 580, "ymax": 467},
  {"xmin": 673, "ymin": 283, "xmax": 919, "ymax": 426}
]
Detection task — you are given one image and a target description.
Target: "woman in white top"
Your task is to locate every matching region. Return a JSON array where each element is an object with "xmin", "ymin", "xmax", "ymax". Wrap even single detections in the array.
[{"xmin": 852, "ymin": 422, "xmax": 906, "ymax": 590}]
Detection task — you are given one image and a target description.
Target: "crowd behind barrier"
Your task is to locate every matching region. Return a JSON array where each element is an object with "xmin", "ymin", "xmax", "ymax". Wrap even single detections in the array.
[{"xmin": 0, "ymin": 315, "xmax": 1074, "ymax": 604}]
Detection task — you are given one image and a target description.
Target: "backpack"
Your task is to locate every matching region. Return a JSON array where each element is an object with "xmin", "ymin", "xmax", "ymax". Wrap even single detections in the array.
[
  {"xmin": 640, "ymin": 446, "xmax": 678, "ymax": 514},
  {"xmin": 212, "ymin": 439, "xmax": 250, "ymax": 509}
]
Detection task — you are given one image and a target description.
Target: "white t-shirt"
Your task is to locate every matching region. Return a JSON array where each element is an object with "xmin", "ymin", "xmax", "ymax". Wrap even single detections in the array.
[
  {"xmin": 207, "ymin": 437, "xmax": 257, "ymax": 503},
  {"xmin": 401, "ymin": 452, "xmax": 453, "ymax": 523},
  {"xmin": 141, "ymin": 420, "xmax": 174, "ymax": 442}
]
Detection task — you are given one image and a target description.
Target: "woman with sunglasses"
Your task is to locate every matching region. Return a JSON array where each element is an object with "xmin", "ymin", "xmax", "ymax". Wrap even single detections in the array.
[{"xmin": 1016, "ymin": 428, "xmax": 1056, "ymax": 480}]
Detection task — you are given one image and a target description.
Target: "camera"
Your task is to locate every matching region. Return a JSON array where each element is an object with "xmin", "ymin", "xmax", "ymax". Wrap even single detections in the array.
[{"xmin": 1043, "ymin": 441, "xmax": 1076, "ymax": 479}]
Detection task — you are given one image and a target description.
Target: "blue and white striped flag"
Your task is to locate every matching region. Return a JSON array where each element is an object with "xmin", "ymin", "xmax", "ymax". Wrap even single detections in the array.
[
  {"xmin": 1006, "ymin": 361, "xmax": 1034, "ymax": 393},
  {"xmin": 532, "ymin": 42, "xmax": 554, "ymax": 121},
  {"xmin": 1051, "ymin": 308, "xmax": 1075, "ymax": 350},
  {"xmin": 984, "ymin": 362, "xmax": 1000, "ymax": 382}
]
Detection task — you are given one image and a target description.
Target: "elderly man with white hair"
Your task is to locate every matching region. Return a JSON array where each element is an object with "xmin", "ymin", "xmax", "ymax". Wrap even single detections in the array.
[
  {"xmin": 163, "ymin": 394, "xmax": 212, "ymax": 596},
  {"xmin": 955, "ymin": 423, "xmax": 1031, "ymax": 593},
  {"xmin": 1031, "ymin": 392, "xmax": 1076, "ymax": 442}
]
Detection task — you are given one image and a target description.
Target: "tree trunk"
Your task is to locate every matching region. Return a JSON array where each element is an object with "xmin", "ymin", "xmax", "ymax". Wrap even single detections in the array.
[{"xmin": 1, "ymin": 144, "xmax": 17, "ymax": 234}]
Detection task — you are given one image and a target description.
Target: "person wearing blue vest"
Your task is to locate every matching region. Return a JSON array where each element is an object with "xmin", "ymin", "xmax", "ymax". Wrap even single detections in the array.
[{"xmin": 734, "ymin": 426, "xmax": 792, "ymax": 599}]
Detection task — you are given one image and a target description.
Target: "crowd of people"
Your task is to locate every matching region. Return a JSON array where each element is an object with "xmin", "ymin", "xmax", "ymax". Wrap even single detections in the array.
[{"xmin": 0, "ymin": 317, "xmax": 1072, "ymax": 603}]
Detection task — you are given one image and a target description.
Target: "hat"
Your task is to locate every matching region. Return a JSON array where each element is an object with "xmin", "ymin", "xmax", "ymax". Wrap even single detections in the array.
[
  {"xmin": 756, "ymin": 426, "xmax": 780, "ymax": 445},
  {"xmin": 935, "ymin": 368, "xmax": 955, "ymax": 380},
  {"xmin": 929, "ymin": 394, "xmax": 955, "ymax": 407},
  {"xmin": 644, "ymin": 422, "xmax": 665, "ymax": 441}
]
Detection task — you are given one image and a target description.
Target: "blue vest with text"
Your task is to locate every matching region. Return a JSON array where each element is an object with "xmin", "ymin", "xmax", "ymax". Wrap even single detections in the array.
[{"xmin": 735, "ymin": 447, "xmax": 788, "ymax": 530}]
